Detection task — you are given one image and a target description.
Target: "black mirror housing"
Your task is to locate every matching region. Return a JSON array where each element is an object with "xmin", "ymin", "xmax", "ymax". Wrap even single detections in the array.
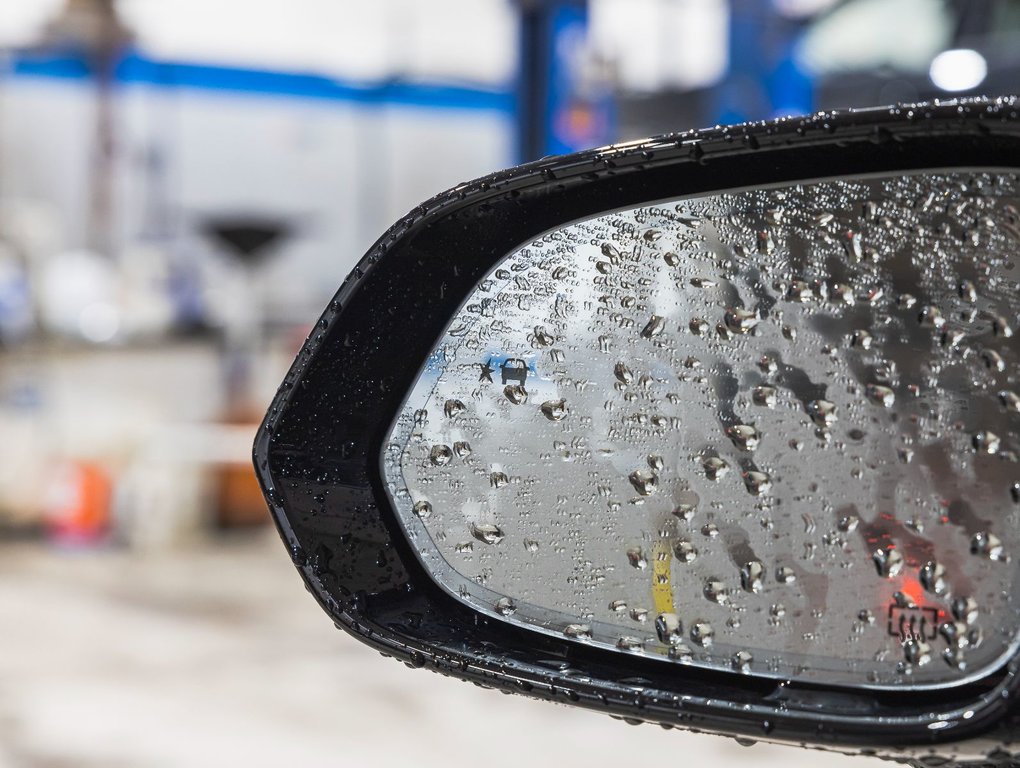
[{"xmin": 255, "ymin": 97, "xmax": 1020, "ymax": 766}]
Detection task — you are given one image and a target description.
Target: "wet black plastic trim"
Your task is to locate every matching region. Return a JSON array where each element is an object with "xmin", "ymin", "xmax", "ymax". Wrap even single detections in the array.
[{"xmin": 255, "ymin": 97, "xmax": 1020, "ymax": 759}]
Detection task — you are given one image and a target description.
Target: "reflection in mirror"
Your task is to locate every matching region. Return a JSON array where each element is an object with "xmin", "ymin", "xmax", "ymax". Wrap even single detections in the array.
[{"xmin": 384, "ymin": 170, "xmax": 1020, "ymax": 689}]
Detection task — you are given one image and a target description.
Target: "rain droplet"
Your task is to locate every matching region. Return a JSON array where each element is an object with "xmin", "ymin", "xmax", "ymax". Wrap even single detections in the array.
[
  {"xmin": 873, "ymin": 546, "xmax": 904, "ymax": 577},
  {"xmin": 444, "ymin": 399, "xmax": 465, "ymax": 417},
  {"xmin": 724, "ymin": 307, "xmax": 760, "ymax": 334},
  {"xmin": 617, "ymin": 636, "xmax": 644, "ymax": 652},
  {"xmin": 564, "ymin": 624, "xmax": 592, "ymax": 640},
  {"xmin": 609, "ymin": 599, "xmax": 628, "ymax": 613},
  {"xmin": 775, "ymin": 565, "xmax": 796, "ymax": 584},
  {"xmin": 628, "ymin": 469, "xmax": 658, "ymax": 496},
  {"xmin": 740, "ymin": 560, "xmax": 765, "ymax": 593},
  {"xmin": 742, "ymin": 470, "xmax": 772, "ymax": 496},
  {"xmin": 919, "ymin": 561, "xmax": 947, "ymax": 595},
  {"xmin": 504, "ymin": 384, "xmax": 528, "ymax": 404},
  {"xmin": 753, "ymin": 385, "xmax": 778, "ymax": 408},
  {"xmin": 865, "ymin": 384, "xmax": 895, "ymax": 408},
  {"xmin": 430, "ymin": 445, "xmax": 453, "ymax": 466},
  {"xmin": 453, "ymin": 441, "xmax": 472, "ymax": 457},
  {"xmin": 654, "ymin": 612, "xmax": 683, "ymax": 645},
  {"xmin": 641, "ymin": 315, "xmax": 666, "ymax": 339},
  {"xmin": 524, "ymin": 539, "xmax": 540, "ymax": 553},
  {"xmin": 703, "ymin": 578, "xmax": 729, "ymax": 604},
  {"xmin": 690, "ymin": 620, "xmax": 715, "ymax": 647},
  {"xmin": 918, "ymin": 305, "xmax": 946, "ymax": 329},
  {"xmin": 471, "ymin": 522, "xmax": 504, "ymax": 545},
  {"xmin": 490, "ymin": 471, "xmax": 510, "ymax": 488},
  {"xmin": 970, "ymin": 531, "xmax": 1006, "ymax": 561},
  {"xmin": 999, "ymin": 390, "xmax": 1020, "ymax": 413},
  {"xmin": 903, "ymin": 638, "xmax": 932, "ymax": 666},
  {"xmin": 614, "ymin": 362, "xmax": 634, "ymax": 384},
  {"xmin": 413, "ymin": 500, "xmax": 432, "ymax": 519},
  {"xmin": 495, "ymin": 597, "xmax": 516, "ymax": 616},
  {"xmin": 532, "ymin": 326, "xmax": 555, "ymax": 348},
  {"xmin": 674, "ymin": 540, "xmax": 698, "ymax": 562},
  {"xmin": 850, "ymin": 329, "xmax": 873, "ymax": 349},
  {"xmin": 541, "ymin": 399, "xmax": 569, "ymax": 421},
  {"xmin": 973, "ymin": 431, "xmax": 1001, "ymax": 454},
  {"xmin": 627, "ymin": 546, "xmax": 648, "ymax": 569},
  {"xmin": 732, "ymin": 650, "xmax": 753, "ymax": 673},
  {"xmin": 703, "ymin": 456, "xmax": 730, "ymax": 480},
  {"xmin": 726, "ymin": 424, "xmax": 761, "ymax": 452},
  {"xmin": 806, "ymin": 399, "xmax": 838, "ymax": 427}
]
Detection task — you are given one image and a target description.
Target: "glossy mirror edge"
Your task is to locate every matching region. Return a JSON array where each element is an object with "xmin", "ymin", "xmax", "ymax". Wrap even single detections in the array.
[{"xmin": 254, "ymin": 98, "xmax": 1020, "ymax": 756}]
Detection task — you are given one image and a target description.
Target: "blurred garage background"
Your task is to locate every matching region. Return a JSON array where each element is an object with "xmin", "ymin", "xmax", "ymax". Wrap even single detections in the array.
[{"xmin": 0, "ymin": 1, "xmax": 1015, "ymax": 766}]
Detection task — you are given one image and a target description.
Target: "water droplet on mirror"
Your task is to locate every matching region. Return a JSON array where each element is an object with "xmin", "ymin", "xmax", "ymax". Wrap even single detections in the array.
[
  {"xmin": 742, "ymin": 470, "xmax": 772, "ymax": 496},
  {"xmin": 973, "ymin": 431, "xmax": 1001, "ymax": 454},
  {"xmin": 873, "ymin": 546, "xmax": 904, "ymax": 577},
  {"xmin": 532, "ymin": 326, "xmax": 555, "ymax": 348},
  {"xmin": 689, "ymin": 317, "xmax": 710, "ymax": 336},
  {"xmin": 903, "ymin": 638, "xmax": 932, "ymax": 667},
  {"xmin": 413, "ymin": 500, "xmax": 432, "ymax": 519},
  {"xmin": 430, "ymin": 445, "xmax": 453, "ymax": 466},
  {"xmin": 674, "ymin": 540, "xmax": 698, "ymax": 562},
  {"xmin": 999, "ymin": 390, "xmax": 1020, "ymax": 413},
  {"xmin": 655, "ymin": 612, "xmax": 683, "ymax": 645},
  {"xmin": 752, "ymin": 385, "xmax": 778, "ymax": 408},
  {"xmin": 617, "ymin": 636, "xmax": 644, "ymax": 652},
  {"xmin": 732, "ymin": 650, "xmax": 753, "ymax": 673},
  {"xmin": 865, "ymin": 384, "xmax": 896, "ymax": 408},
  {"xmin": 641, "ymin": 315, "xmax": 666, "ymax": 339},
  {"xmin": 504, "ymin": 384, "xmax": 528, "ymax": 405},
  {"xmin": 918, "ymin": 305, "xmax": 946, "ymax": 329},
  {"xmin": 564, "ymin": 624, "xmax": 592, "ymax": 640},
  {"xmin": 690, "ymin": 620, "xmax": 714, "ymax": 647},
  {"xmin": 703, "ymin": 578, "xmax": 729, "ymax": 604},
  {"xmin": 627, "ymin": 546, "xmax": 648, "ymax": 569},
  {"xmin": 838, "ymin": 514, "xmax": 859, "ymax": 532},
  {"xmin": 614, "ymin": 362, "xmax": 634, "ymax": 384},
  {"xmin": 701, "ymin": 522, "xmax": 719, "ymax": 538},
  {"xmin": 524, "ymin": 539, "xmax": 540, "ymax": 553},
  {"xmin": 444, "ymin": 399, "xmax": 465, "ymax": 417},
  {"xmin": 850, "ymin": 329, "xmax": 873, "ymax": 349},
  {"xmin": 740, "ymin": 560, "xmax": 765, "ymax": 593},
  {"xmin": 951, "ymin": 596, "xmax": 979, "ymax": 625},
  {"xmin": 775, "ymin": 565, "xmax": 796, "ymax": 584},
  {"xmin": 453, "ymin": 441, "xmax": 472, "ymax": 457},
  {"xmin": 490, "ymin": 471, "xmax": 510, "ymax": 488},
  {"xmin": 609, "ymin": 599, "xmax": 628, "ymax": 613},
  {"xmin": 970, "ymin": 531, "xmax": 1007, "ymax": 561},
  {"xmin": 726, "ymin": 424, "xmax": 761, "ymax": 452},
  {"xmin": 496, "ymin": 597, "xmax": 517, "ymax": 616},
  {"xmin": 541, "ymin": 399, "xmax": 569, "ymax": 421},
  {"xmin": 807, "ymin": 399, "xmax": 838, "ymax": 427},
  {"xmin": 919, "ymin": 561, "xmax": 948, "ymax": 595},
  {"xmin": 628, "ymin": 469, "xmax": 658, "ymax": 496},
  {"xmin": 471, "ymin": 522, "xmax": 504, "ymax": 545},
  {"xmin": 724, "ymin": 307, "xmax": 760, "ymax": 335},
  {"xmin": 703, "ymin": 456, "xmax": 730, "ymax": 480}
]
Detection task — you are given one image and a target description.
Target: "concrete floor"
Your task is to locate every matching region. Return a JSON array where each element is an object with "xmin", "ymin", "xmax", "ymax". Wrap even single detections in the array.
[{"xmin": 0, "ymin": 534, "xmax": 885, "ymax": 768}]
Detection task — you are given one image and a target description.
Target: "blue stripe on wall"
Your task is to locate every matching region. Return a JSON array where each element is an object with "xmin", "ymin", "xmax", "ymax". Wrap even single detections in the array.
[{"xmin": 7, "ymin": 50, "xmax": 515, "ymax": 114}]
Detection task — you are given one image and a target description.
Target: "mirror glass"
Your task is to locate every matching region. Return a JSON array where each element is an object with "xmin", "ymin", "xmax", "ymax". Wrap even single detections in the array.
[{"xmin": 383, "ymin": 170, "xmax": 1020, "ymax": 689}]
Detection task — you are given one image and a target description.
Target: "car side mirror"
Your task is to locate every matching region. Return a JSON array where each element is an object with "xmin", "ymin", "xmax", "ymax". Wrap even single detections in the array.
[{"xmin": 255, "ymin": 97, "xmax": 1020, "ymax": 768}]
